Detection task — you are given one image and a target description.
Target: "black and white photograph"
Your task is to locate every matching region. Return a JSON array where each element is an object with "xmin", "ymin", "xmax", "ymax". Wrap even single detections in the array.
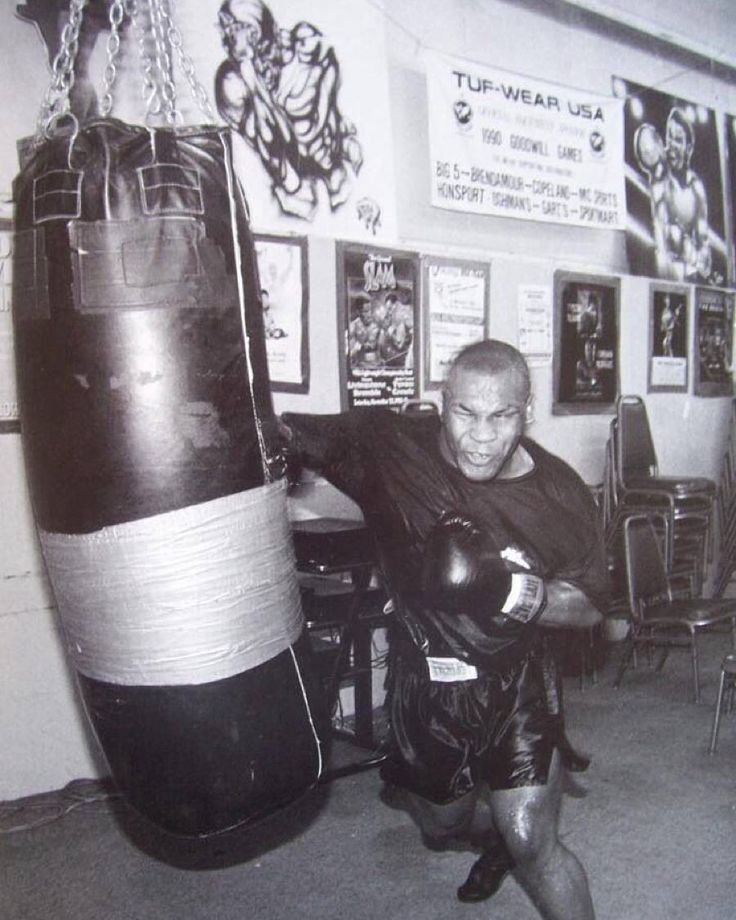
[{"xmin": 4, "ymin": 6, "xmax": 736, "ymax": 920}]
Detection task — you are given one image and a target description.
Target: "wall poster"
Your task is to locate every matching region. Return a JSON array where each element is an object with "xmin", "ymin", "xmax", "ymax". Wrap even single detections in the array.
[
  {"xmin": 693, "ymin": 287, "xmax": 734, "ymax": 397},
  {"xmin": 422, "ymin": 256, "xmax": 489, "ymax": 389},
  {"xmin": 648, "ymin": 284, "xmax": 689, "ymax": 393},
  {"xmin": 426, "ymin": 50, "xmax": 625, "ymax": 229},
  {"xmin": 613, "ymin": 77, "xmax": 726, "ymax": 287},
  {"xmin": 726, "ymin": 113, "xmax": 736, "ymax": 285},
  {"xmin": 553, "ymin": 271, "xmax": 620, "ymax": 415},
  {"xmin": 253, "ymin": 234, "xmax": 309, "ymax": 393},
  {"xmin": 336, "ymin": 243, "xmax": 419, "ymax": 410},
  {"xmin": 0, "ymin": 221, "xmax": 18, "ymax": 433}
]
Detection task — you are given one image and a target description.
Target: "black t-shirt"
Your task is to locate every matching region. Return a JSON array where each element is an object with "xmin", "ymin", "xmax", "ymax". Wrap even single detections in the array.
[{"xmin": 284, "ymin": 407, "xmax": 609, "ymax": 671}]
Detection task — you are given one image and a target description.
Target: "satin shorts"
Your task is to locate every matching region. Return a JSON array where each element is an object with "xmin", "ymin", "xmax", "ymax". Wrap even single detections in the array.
[{"xmin": 380, "ymin": 646, "xmax": 557, "ymax": 804}]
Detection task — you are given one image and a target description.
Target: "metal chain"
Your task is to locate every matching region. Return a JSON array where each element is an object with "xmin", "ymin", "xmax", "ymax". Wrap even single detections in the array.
[
  {"xmin": 149, "ymin": 0, "xmax": 179, "ymax": 125},
  {"xmin": 129, "ymin": 0, "xmax": 163, "ymax": 120},
  {"xmin": 160, "ymin": 0, "xmax": 215, "ymax": 122},
  {"xmin": 37, "ymin": 0, "xmax": 88, "ymax": 138},
  {"xmin": 100, "ymin": 0, "xmax": 127, "ymax": 117},
  {"xmin": 37, "ymin": 0, "xmax": 214, "ymax": 131}
]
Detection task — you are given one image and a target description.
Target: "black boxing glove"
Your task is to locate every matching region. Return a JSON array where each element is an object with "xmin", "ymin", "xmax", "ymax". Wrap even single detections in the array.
[{"xmin": 421, "ymin": 512, "xmax": 546, "ymax": 629}]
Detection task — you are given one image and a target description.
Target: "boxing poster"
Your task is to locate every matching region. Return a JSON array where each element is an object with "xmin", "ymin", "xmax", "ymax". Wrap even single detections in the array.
[
  {"xmin": 422, "ymin": 256, "xmax": 489, "ymax": 389},
  {"xmin": 726, "ymin": 114, "xmax": 736, "ymax": 284},
  {"xmin": 648, "ymin": 284, "xmax": 689, "ymax": 393},
  {"xmin": 613, "ymin": 77, "xmax": 726, "ymax": 286},
  {"xmin": 0, "ymin": 222, "xmax": 18, "ymax": 432},
  {"xmin": 337, "ymin": 243, "xmax": 419, "ymax": 410},
  {"xmin": 15, "ymin": 0, "xmax": 397, "ymax": 244},
  {"xmin": 426, "ymin": 50, "xmax": 625, "ymax": 229},
  {"xmin": 693, "ymin": 287, "xmax": 734, "ymax": 397},
  {"xmin": 253, "ymin": 234, "xmax": 309, "ymax": 393},
  {"xmin": 553, "ymin": 271, "xmax": 620, "ymax": 415}
]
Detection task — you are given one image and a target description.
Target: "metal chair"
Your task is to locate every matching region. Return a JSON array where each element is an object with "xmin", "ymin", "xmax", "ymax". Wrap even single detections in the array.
[
  {"xmin": 614, "ymin": 513, "xmax": 736, "ymax": 702},
  {"xmin": 707, "ymin": 652, "xmax": 736, "ymax": 754},
  {"xmin": 606, "ymin": 396, "xmax": 715, "ymax": 596}
]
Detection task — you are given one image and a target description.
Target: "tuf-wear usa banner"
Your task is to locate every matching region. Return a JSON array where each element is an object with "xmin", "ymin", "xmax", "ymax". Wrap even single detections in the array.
[{"xmin": 426, "ymin": 51, "xmax": 625, "ymax": 230}]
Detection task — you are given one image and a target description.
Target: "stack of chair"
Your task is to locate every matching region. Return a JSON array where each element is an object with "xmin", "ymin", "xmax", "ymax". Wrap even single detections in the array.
[
  {"xmin": 602, "ymin": 395, "xmax": 716, "ymax": 601},
  {"xmin": 713, "ymin": 400, "xmax": 736, "ymax": 597}
]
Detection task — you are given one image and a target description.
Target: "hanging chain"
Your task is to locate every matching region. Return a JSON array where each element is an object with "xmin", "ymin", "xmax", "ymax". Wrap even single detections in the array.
[
  {"xmin": 148, "ymin": 0, "xmax": 179, "ymax": 125},
  {"xmin": 99, "ymin": 0, "xmax": 127, "ymax": 117},
  {"xmin": 161, "ymin": 0, "xmax": 215, "ymax": 122},
  {"xmin": 37, "ymin": 0, "xmax": 88, "ymax": 139},
  {"xmin": 36, "ymin": 0, "xmax": 214, "ymax": 131},
  {"xmin": 129, "ymin": 0, "xmax": 162, "ymax": 120}
]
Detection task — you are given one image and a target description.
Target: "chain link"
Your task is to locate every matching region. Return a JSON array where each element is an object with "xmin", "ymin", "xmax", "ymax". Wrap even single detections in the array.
[
  {"xmin": 36, "ymin": 0, "xmax": 213, "ymax": 131},
  {"xmin": 161, "ymin": 0, "xmax": 215, "ymax": 122},
  {"xmin": 100, "ymin": 0, "xmax": 127, "ymax": 117},
  {"xmin": 37, "ymin": 0, "xmax": 88, "ymax": 139}
]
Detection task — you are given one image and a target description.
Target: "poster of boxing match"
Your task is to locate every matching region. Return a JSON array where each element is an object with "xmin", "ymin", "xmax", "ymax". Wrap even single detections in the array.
[
  {"xmin": 613, "ymin": 77, "xmax": 727, "ymax": 287},
  {"xmin": 336, "ymin": 243, "xmax": 419, "ymax": 411},
  {"xmin": 693, "ymin": 287, "xmax": 734, "ymax": 397},
  {"xmin": 254, "ymin": 234, "xmax": 309, "ymax": 393},
  {"xmin": 648, "ymin": 284, "xmax": 689, "ymax": 393},
  {"xmin": 553, "ymin": 271, "xmax": 620, "ymax": 415}
]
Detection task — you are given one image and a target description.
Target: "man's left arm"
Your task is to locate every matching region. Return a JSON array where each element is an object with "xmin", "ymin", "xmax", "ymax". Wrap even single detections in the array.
[{"xmin": 538, "ymin": 579, "xmax": 604, "ymax": 630}]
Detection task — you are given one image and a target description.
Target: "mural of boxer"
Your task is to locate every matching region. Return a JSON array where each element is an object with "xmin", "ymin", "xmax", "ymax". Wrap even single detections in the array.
[{"xmin": 215, "ymin": 0, "xmax": 363, "ymax": 221}]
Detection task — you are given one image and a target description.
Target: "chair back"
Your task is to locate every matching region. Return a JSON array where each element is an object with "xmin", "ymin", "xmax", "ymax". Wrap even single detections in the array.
[
  {"xmin": 616, "ymin": 395, "xmax": 658, "ymax": 483},
  {"xmin": 623, "ymin": 513, "xmax": 672, "ymax": 620}
]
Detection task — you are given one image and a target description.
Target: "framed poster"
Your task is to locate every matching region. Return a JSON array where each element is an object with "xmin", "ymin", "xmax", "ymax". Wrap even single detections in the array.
[
  {"xmin": 553, "ymin": 271, "xmax": 620, "ymax": 415},
  {"xmin": 614, "ymin": 77, "xmax": 726, "ymax": 286},
  {"xmin": 0, "ymin": 220, "xmax": 19, "ymax": 433},
  {"xmin": 253, "ymin": 234, "xmax": 309, "ymax": 393},
  {"xmin": 693, "ymin": 287, "xmax": 734, "ymax": 397},
  {"xmin": 422, "ymin": 256, "xmax": 489, "ymax": 389},
  {"xmin": 336, "ymin": 243, "xmax": 419, "ymax": 410},
  {"xmin": 648, "ymin": 284, "xmax": 689, "ymax": 393}
]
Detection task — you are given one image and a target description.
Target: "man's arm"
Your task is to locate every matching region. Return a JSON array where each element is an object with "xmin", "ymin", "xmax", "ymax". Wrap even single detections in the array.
[{"xmin": 539, "ymin": 579, "xmax": 604, "ymax": 630}]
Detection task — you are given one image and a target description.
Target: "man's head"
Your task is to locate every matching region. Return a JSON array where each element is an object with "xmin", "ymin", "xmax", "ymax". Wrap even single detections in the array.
[
  {"xmin": 665, "ymin": 108, "xmax": 694, "ymax": 173},
  {"xmin": 440, "ymin": 340, "xmax": 531, "ymax": 482}
]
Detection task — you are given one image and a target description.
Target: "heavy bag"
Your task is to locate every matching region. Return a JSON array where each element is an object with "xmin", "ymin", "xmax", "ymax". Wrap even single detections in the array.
[{"xmin": 12, "ymin": 118, "xmax": 327, "ymax": 836}]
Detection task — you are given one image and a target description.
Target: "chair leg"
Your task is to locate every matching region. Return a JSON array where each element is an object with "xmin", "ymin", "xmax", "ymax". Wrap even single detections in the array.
[
  {"xmin": 690, "ymin": 634, "xmax": 701, "ymax": 704},
  {"xmin": 614, "ymin": 636, "xmax": 636, "ymax": 688},
  {"xmin": 708, "ymin": 667, "xmax": 728, "ymax": 755}
]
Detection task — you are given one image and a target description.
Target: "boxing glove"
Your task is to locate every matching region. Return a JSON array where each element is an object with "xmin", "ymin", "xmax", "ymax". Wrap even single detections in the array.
[{"xmin": 422, "ymin": 512, "xmax": 546, "ymax": 629}]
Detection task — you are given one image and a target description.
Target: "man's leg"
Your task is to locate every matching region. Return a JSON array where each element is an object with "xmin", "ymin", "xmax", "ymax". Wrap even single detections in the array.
[
  {"xmin": 489, "ymin": 749, "xmax": 595, "ymax": 920},
  {"xmin": 398, "ymin": 787, "xmax": 477, "ymax": 847}
]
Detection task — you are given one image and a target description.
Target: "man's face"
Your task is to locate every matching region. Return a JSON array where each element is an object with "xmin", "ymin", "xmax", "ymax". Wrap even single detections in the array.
[
  {"xmin": 666, "ymin": 119, "xmax": 690, "ymax": 172},
  {"xmin": 440, "ymin": 366, "xmax": 528, "ymax": 482}
]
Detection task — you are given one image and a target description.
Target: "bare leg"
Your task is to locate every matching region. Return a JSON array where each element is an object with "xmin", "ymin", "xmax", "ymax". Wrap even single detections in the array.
[
  {"xmin": 399, "ymin": 787, "xmax": 477, "ymax": 845},
  {"xmin": 489, "ymin": 750, "xmax": 595, "ymax": 920}
]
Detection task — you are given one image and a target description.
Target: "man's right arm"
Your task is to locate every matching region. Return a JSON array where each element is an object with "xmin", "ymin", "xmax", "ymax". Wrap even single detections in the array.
[{"xmin": 280, "ymin": 411, "xmax": 368, "ymax": 504}]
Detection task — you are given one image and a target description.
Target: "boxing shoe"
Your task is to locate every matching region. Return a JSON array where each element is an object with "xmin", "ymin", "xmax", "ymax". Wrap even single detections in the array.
[{"xmin": 457, "ymin": 844, "xmax": 514, "ymax": 903}]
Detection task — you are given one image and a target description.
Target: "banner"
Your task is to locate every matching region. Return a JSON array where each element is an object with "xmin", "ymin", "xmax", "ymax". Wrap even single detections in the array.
[
  {"xmin": 614, "ymin": 77, "xmax": 726, "ymax": 286},
  {"xmin": 426, "ymin": 51, "xmax": 625, "ymax": 229}
]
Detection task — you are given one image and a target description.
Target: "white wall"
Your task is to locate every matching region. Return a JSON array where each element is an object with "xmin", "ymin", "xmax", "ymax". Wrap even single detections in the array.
[{"xmin": 2, "ymin": 0, "xmax": 736, "ymax": 800}]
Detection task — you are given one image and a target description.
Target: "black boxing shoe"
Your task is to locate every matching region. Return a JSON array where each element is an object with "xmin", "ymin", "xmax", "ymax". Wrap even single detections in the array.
[{"xmin": 457, "ymin": 846, "xmax": 514, "ymax": 903}]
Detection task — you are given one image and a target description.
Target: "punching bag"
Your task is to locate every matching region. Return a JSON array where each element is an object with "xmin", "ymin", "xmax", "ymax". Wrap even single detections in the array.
[{"xmin": 12, "ymin": 117, "xmax": 327, "ymax": 836}]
